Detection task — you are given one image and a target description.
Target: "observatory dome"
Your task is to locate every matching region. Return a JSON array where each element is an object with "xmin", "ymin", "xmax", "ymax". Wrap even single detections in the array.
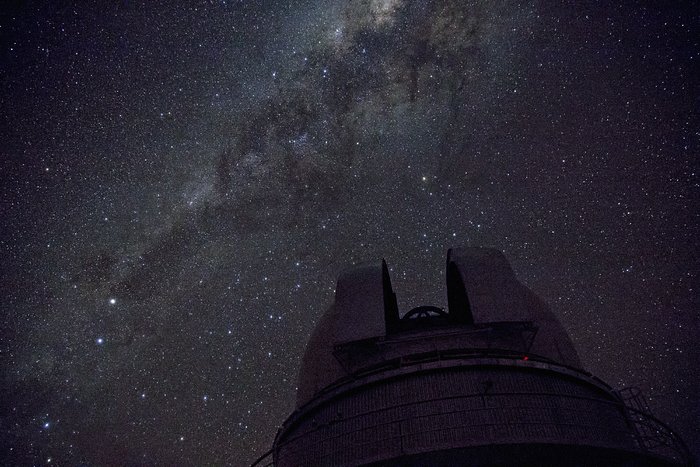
[{"xmin": 263, "ymin": 248, "xmax": 690, "ymax": 467}]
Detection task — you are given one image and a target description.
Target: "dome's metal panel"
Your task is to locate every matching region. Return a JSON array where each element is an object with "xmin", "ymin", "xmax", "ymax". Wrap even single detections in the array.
[
  {"xmin": 333, "ymin": 262, "xmax": 388, "ymax": 343},
  {"xmin": 448, "ymin": 247, "xmax": 581, "ymax": 368}
]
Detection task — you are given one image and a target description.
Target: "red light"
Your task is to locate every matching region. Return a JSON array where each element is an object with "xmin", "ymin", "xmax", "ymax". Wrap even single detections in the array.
[{"xmin": 522, "ymin": 356, "xmax": 529, "ymax": 361}]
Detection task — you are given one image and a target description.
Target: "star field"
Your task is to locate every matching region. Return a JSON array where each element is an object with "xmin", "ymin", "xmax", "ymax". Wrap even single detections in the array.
[{"xmin": 1, "ymin": 1, "xmax": 698, "ymax": 465}]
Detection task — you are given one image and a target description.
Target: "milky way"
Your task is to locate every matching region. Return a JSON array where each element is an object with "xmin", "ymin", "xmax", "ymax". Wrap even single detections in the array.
[{"xmin": 2, "ymin": 1, "xmax": 698, "ymax": 465}]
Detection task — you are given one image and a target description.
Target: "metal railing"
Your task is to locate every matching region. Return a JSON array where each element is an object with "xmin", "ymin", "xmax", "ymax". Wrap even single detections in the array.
[
  {"xmin": 618, "ymin": 387, "xmax": 692, "ymax": 466},
  {"xmin": 250, "ymin": 448, "xmax": 273, "ymax": 467}
]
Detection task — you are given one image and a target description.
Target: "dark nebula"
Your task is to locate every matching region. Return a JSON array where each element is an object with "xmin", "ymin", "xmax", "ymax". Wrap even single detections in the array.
[{"xmin": 1, "ymin": 1, "xmax": 698, "ymax": 465}]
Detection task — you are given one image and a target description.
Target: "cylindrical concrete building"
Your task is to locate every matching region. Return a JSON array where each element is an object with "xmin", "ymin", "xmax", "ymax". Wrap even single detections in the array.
[{"xmin": 263, "ymin": 248, "xmax": 690, "ymax": 466}]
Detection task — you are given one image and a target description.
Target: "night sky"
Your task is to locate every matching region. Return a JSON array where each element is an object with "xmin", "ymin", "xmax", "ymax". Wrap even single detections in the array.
[{"xmin": 1, "ymin": 1, "xmax": 698, "ymax": 465}]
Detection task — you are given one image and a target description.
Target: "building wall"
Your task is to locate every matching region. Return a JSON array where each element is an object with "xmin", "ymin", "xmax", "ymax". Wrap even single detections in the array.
[{"xmin": 276, "ymin": 363, "xmax": 639, "ymax": 467}]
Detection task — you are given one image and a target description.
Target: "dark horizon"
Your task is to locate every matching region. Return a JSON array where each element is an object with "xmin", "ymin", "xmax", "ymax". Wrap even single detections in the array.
[{"xmin": 1, "ymin": 1, "xmax": 698, "ymax": 465}]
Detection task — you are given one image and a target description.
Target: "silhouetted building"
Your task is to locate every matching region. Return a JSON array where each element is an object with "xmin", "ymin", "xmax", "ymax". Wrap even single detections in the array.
[{"xmin": 256, "ymin": 248, "xmax": 690, "ymax": 466}]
